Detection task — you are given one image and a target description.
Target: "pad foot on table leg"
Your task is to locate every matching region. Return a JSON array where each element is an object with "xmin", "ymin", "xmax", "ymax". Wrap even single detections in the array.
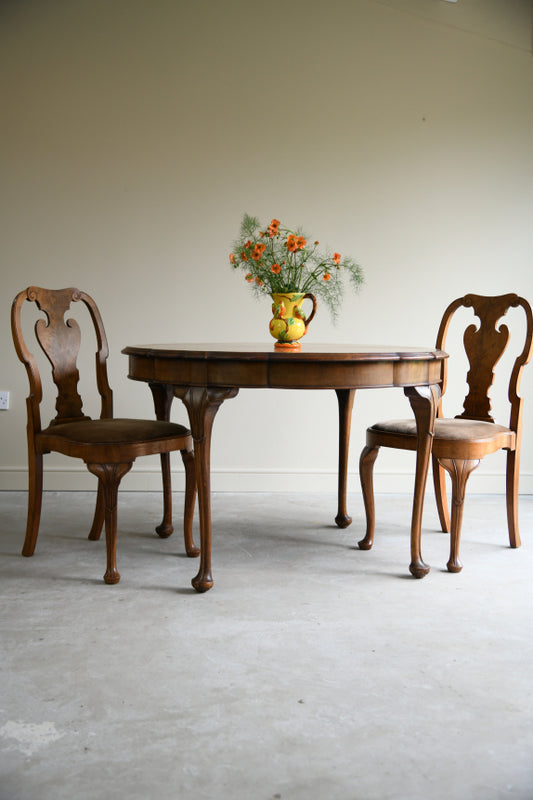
[
  {"xmin": 409, "ymin": 559, "xmax": 430, "ymax": 578},
  {"xmin": 155, "ymin": 523, "xmax": 173, "ymax": 539},
  {"xmin": 335, "ymin": 513, "xmax": 352, "ymax": 529},
  {"xmin": 192, "ymin": 570, "xmax": 213, "ymax": 593},
  {"xmin": 358, "ymin": 535, "xmax": 373, "ymax": 551}
]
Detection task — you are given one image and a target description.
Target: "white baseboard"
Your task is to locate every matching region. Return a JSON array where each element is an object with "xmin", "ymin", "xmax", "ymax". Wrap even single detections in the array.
[{"xmin": 1, "ymin": 466, "xmax": 532, "ymax": 494}]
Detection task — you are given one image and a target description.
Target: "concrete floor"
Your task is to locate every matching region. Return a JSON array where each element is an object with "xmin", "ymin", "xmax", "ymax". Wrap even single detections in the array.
[{"xmin": 1, "ymin": 490, "xmax": 532, "ymax": 800}]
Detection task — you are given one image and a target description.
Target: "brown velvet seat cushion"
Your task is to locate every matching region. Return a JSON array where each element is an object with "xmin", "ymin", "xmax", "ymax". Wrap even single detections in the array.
[
  {"xmin": 370, "ymin": 417, "xmax": 512, "ymax": 442},
  {"xmin": 40, "ymin": 418, "xmax": 190, "ymax": 445}
]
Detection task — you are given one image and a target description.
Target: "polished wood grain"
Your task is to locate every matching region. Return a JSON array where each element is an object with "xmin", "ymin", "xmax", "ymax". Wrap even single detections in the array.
[
  {"xmin": 11, "ymin": 287, "xmax": 199, "ymax": 585},
  {"xmin": 123, "ymin": 342, "xmax": 447, "ymax": 590},
  {"xmin": 359, "ymin": 294, "xmax": 533, "ymax": 573}
]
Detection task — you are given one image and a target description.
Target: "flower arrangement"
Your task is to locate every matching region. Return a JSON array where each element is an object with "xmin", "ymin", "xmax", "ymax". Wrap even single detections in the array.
[{"xmin": 229, "ymin": 214, "xmax": 363, "ymax": 321}]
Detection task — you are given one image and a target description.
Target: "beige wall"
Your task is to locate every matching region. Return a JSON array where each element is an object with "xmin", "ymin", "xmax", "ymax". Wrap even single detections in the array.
[{"xmin": 1, "ymin": 0, "xmax": 532, "ymax": 494}]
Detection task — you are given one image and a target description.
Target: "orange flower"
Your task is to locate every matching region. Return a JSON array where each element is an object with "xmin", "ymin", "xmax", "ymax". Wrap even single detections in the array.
[
  {"xmin": 268, "ymin": 218, "xmax": 281, "ymax": 237},
  {"xmin": 314, "ymin": 240, "xmax": 319, "ymax": 245},
  {"xmin": 296, "ymin": 236, "xmax": 306, "ymax": 249},
  {"xmin": 286, "ymin": 234, "xmax": 298, "ymax": 252},
  {"xmin": 255, "ymin": 276, "xmax": 264, "ymax": 286},
  {"xmin": 333, "ymin": 252, "xmax": 341, "ymax": 264},
  {"xmin": 229, "ymin": 253, "xmax": 235, "ymax": 264},
  {"xmin": 323, "ymin": 273, "xmax": 331, "ymax": 281},
  {"xmin": 270, "ymin": 263, "xmax": 281, "ymax": 274},
  {"xmin": 252, "ymin": 242, "xmax": 266, "ymax": 260},
  {"xmin": 245, "ymin": 273, "xmax": 254, "ymax": 282},
  {"xmin": 241, "ymin": 252, "xmax": 248, "ymax": 262}
]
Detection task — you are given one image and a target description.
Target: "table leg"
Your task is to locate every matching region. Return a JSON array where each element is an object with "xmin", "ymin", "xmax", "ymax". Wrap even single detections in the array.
[
  {"xmin": 404, "ymin": 384, "xmax": 441, "ymax": 578},
  {"xmin": 174, "ymin": 385, "xmax": 239, "ymax": 592},
  {"xmin": 335, "ymin": 388, "xmax": 356, "ymax": 528},
  {"xmin": 149, "ymin": 382, "xmax": 175, "ymax": 538}
]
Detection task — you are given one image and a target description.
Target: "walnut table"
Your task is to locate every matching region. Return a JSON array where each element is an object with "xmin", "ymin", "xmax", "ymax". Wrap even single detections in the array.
[{"xmin": 123, "ymin": 343, "xmax": 447, "ymax": 591}]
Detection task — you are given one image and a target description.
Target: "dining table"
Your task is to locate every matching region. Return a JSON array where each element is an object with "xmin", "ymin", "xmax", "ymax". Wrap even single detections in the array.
[{"xmin": 122, "ymin": 343, "xmax": 447, "ymax": 592}]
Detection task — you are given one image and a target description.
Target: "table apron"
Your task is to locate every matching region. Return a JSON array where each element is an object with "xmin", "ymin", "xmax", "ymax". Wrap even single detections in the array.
[{"xmin": 126, "ymin": 355, "xmax": 443, "ymax": 390}]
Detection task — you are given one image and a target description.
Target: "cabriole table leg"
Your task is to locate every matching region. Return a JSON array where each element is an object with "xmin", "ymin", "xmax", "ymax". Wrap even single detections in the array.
[
  {"xmin": 149, "ymin": 382, "xmax": 175, "ymax": 538},
  {"xmin": 174, "ymin": 385, "xmax": 239, "ymax": 593},
  {"xmin": 404, "ymin": 384, "xmax": 441, "ymax": 579},
  {"xmin": 335, "ymin": 388, "xmax": 356, "ymax": 528}
]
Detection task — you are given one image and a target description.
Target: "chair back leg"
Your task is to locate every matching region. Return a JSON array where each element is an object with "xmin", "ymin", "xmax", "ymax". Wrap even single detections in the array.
[
  {"xmin": 88, "ymin": 482, "xmax": 105, "ymax": 541},
  {"xmin": 432, "ymin": 455, "xmax": 451, "ymax": 533},
  {"xmin": 22, "ymin": 451, "xmax": 44, "ymax": 557},
  {"xmin": 181, "ymin": 446, "xmax": 199, "ymax": 557},
  {"xmin": 505, "ymin": 449, "xmax": 521, "ymax": 549}
]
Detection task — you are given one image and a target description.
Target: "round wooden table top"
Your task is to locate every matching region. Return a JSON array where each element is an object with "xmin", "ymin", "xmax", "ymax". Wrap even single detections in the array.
[{"xmin": 123, "ymin": 342, "xmax": 447, "ymax": 391}]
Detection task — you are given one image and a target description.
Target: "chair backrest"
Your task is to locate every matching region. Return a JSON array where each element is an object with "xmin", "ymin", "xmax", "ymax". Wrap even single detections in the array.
[
  {"xmin": 11, "ymin": 287, "xmax": 113, "ymax": 437},
  {"xmin": 435, "ymin": 293, "xmax": 533, "ymax": 432}
]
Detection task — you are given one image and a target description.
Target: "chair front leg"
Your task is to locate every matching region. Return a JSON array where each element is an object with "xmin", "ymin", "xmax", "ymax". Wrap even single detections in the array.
[
  {"xmin": 438, "ymin": 457, "xmax": 480, "ymax": 573},
  {"xmin": 358, "ymin": 445, "xmax": 379, "ymax": 550},
  {"xmin": 432, "ymin": 455, "xmax": 451, "ymax": 533},
  {"xmin": 181, "ymin": 445, "xmax": 199, "ymax": 557},
  {"xmin": 22, "ymin": 450, "xmax": 43, "ymax": 557},
  {"xmin": 87, "ymin": 462, "xmax": 133, "ymax": 584},
  {"xmin": 505, "ymin": 448, "xmax": 521, "ymax": 549}
]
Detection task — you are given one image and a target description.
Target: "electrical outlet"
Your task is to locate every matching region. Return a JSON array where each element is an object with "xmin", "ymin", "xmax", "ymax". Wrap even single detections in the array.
[{"xmin": 0, "ymin": 391, "xmax": 10, "ymax": 410}]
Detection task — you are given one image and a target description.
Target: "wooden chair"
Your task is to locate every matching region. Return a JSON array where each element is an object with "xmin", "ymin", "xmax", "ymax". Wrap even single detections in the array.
[
  {"xmin": 11, "ymin": 286, "xmax": 199, "ymax": 584},
  {"xmin": 359, "ymin": 293, "xmax": 533, "ymax": 572}
]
